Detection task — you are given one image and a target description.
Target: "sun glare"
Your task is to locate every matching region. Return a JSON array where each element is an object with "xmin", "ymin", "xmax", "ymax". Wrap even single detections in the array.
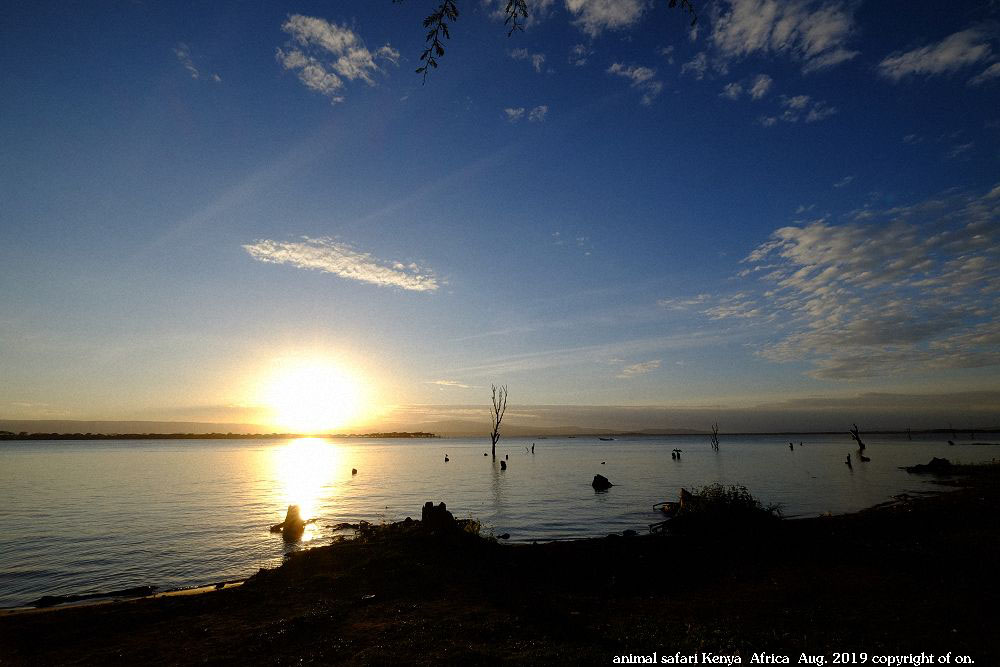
[{"xmin": 261, "ymin": 358, "xmax": 366, "ymax": 434}]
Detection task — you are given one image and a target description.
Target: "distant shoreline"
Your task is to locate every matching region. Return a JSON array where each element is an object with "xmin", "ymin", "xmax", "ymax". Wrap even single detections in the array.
[
  {"xmin": 0, "ymin": 431, "xmax": 439, "ymax": 441},
  {"xmin": 1, "ymin": 428, "xmax": 996, "ymax": 442}
]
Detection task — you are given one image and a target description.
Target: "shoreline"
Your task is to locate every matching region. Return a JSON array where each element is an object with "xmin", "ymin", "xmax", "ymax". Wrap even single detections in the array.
[{"xmin": 2, "ymin": 462, "xmax": 998, "ymax": 663}]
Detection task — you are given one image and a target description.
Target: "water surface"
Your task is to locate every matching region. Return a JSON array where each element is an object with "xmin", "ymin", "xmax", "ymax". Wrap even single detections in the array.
[{"xmin": 0, "ymin": 433, "xmax": 995, "ymax": 607}]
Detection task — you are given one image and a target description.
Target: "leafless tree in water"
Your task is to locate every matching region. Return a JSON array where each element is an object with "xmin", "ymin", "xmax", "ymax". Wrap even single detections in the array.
[
  {"xmin": 710, "ymin": 423, "xmax": 720, "ymax": 451},
  {"xmin": 849, "ymin": 423, "xmax": 866, "ymax": 452},
  {"xmin": 490, "ymin": 384, "xmax": 507, "ymax": 460}
]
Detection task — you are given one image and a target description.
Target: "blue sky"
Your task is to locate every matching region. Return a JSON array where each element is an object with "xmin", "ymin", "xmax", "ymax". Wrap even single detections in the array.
[{"xmin": 2, "ymin": 0, "xmax": 998, "ymax": 432}]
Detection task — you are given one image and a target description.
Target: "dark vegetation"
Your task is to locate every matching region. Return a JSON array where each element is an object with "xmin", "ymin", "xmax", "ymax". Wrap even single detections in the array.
[{"xmin": 2, "ymin": 463, "xmax": 999, "ymax": 664}]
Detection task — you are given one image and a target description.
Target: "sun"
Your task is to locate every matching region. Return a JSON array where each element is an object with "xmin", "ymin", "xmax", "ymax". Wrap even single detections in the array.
[{"xmin": 261, "ymin": 358, "xmax": 366, "ymax": 434}]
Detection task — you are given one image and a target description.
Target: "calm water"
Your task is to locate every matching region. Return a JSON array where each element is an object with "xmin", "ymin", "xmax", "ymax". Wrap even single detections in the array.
[{"xmin": 1, "ymin": 433, "xmax": 996, "ymax": 607}]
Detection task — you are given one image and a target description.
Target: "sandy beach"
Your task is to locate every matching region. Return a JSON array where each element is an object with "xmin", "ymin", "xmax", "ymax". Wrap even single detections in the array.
[{"xmin": 1, "ymin": 462, "xmax": 997, "ymax": 665}]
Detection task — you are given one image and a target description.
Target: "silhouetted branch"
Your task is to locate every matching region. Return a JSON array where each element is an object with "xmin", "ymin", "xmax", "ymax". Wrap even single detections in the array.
[
  {"xmin": 710, "ymin": 422, "xmax": 720, "ymax": 451},
  {"xmin": 397, "ymin": 0, "xmax": 697, "ymax": 80}
]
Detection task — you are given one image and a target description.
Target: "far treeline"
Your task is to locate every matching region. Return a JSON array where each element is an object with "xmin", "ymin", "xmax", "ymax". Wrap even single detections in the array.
[{"xmin": 0, "ymin": 431, "xmax": 439, "ymax": 441}]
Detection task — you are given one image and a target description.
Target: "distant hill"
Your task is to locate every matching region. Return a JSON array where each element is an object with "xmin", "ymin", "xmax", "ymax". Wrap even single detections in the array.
[
  {"xmin": 0, "ymin": 418, "xmax": 708, "ymax": 438},
  {"xmin": 0, "ymin": 419, "xmax": 263, "ymax": 435}
]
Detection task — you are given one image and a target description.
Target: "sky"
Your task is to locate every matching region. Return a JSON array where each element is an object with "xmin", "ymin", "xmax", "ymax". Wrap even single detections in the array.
[{"xmin": 1, "ymin": 0, "xmax": 999, "ymax": 433}]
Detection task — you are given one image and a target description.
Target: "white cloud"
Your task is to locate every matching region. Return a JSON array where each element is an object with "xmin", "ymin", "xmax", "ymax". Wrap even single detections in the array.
[
  {"xmin": 727, "ymin": 185, "xmax": 1000, "ymax": 379},
  {"xmin": 510, "ymin": 48, "xmax": 547, "ymax": 73},
  {"xmin": 243, "ymin": 237, "xmax": 438, "ymax": 292},
  {"xmin": 277, "ymin": 14, "xmax": 399, "ymax": 104},
  {"xmin": 428, "ymin": 379, "xmax": 474, "ymax": 389},
  {"xmin": 709, "ymin": 0, "xmax": 859, "ymax": 73},
  {"xmin": 969, "ymin": 62, "xmax": 1000, "ymax": 86},
  {"xmin": 749, "ymin": 73, "xmax": 773, "ymax": 99},
  {"xmin": 782, "ymin": 94, "xmax": 811, "ymax": 109},
  {"xmin": 833, "ymin": 175, "xmax": 854, "ymax": 188},
  {"xmin": 763, "ymin": 94, "xmax": 836, "ymax": 124},
  {"xmin": 173, "ymin": 43, "xmax": 200, "ymax": 79},
  {"xmin": 659, "ymin": 45, "xmax": 675, "ymax": 65},
  {"xmin": 504, "ymin": 107, "xmax": 526, "ymax": 122},
  {"xmin": 528, "ymin": 105, "xmax": 549, "ymax": 122},
  {"xmin": 565, "ymin": 0, "xmax": 648, "ymax": 37},
  {"xmin": 569, "ymin": 43, "xmax": 592, "ymax": 66},
  {"xmin": 805, "ymin": 100, "xmax": 837, "ymax": 122},
  {"xmin": 618, "ymin": 359, "xmax": 661, "ymax": 378},
  {"xmin": 878, "ymin": 28, "xmax": 994, "ymax": 81},
  {"xmin": 720, "ymin": 82, "xmax": 743, "ymax": 100},
  {"xmin": 608, "ymin": 62, "xmax": 663, "ymax": 104},
  {"xmin": 680, "ymin": 51, "xmax": 709, "ymax": 79}
]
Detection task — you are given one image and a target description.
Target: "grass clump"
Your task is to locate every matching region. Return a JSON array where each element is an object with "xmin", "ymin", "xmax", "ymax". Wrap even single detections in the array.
[{"xmin": 670, "ymin": 483, "xmax": 782, "ymax": 535}]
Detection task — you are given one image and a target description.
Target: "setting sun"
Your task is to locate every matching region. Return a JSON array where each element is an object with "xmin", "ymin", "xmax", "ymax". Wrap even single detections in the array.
[{"xmin": 260, "ymin": 358, "xmax": 367, "ymax": 433}]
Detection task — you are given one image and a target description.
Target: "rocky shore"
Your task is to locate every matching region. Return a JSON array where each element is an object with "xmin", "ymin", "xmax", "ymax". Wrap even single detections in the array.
[{"xmin": 1, "ymin": 463, "xmax": 998, "ymax": 665}]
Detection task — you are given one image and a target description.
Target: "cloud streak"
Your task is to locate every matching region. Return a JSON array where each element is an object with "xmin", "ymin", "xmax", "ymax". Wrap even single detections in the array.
[
  {"xmin": 878, "ymin": 27, "xmax": 995, "ymax": 81},
  {"xmin": 618, "ymin": 360, "xmax": 662, "ymax": 378},
  {"xmin": 243, "ymin": 237, "xmax": 438, "ymax": 291}
]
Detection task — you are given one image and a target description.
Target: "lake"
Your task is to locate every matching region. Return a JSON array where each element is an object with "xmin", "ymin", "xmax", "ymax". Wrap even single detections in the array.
[{"xmin": 0, "ymin": 433, "xmax": 996, "ymax": 607}]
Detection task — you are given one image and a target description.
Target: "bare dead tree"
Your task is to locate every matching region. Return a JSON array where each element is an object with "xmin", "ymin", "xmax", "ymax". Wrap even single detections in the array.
[
  {"xmin": 849, "ymin": 423, "xmax": 866, "ymax": 452},
  {"xmin": 490, "ymin": 384, "xmax": 508, "ymax": 460},
  {"xmin": 710, "ymin": 423, "xmax": 720, "ymax": 451}
]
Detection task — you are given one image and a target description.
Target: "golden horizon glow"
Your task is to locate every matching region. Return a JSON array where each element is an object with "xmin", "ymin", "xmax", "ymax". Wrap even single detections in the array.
[{"xmin": 259, "ymin": 357, "xmax": 368, "ymax": 434}]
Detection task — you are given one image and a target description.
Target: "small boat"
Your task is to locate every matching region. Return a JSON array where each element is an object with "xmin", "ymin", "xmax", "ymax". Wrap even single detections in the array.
[{"xmin": 599, "ymin": 437, "xmax": 615, "ymax": 441}]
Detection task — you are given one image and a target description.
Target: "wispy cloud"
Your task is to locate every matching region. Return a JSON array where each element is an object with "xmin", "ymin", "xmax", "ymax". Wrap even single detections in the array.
[
  {"xmin": 709, "ymin": 0, "xmax": 859, "ymax": 73},
  {"xmin": 946, "ymin": 141, "xmax": 975, "ymax": 159},
  {"xmin": 505, "ymin": 105, "xmax": 547, "ymax": 122},
  {"xmin": 749, "ymin": 73, "xmax": 773, "ymax": 99},
  {"xmin": 607, "ymin": 63, "xmax": 663, "ymax": 105},
  {"xmin": 565, "ymin": 0, "xmax": 647, "ymax": 37},
  {"xmin": 243, "ymin": 237, "xmax": 438, "ymax": 291},
  {"xmin": 833, "ymin": 175, "xmax": 854, "ymax": 188},
  {"xmin": 504, "ymin": 107, "xmax": 526, "ymax": 122},
  {"xmin": 719, "ymin": 184, "xmax": 1000, "ymax": 379},
  {"xmin": 658, "ymin": 294, "xmax": 711, "ymax": 310},
  {"xmin": 510, "ymin": 48, "xmax": 547, "ymax": 73},
  {"xmin": 878, "ymin": 27, "xmax": 995, "ymax": 81},
  {"xmin": 720, "ymin": 82, "xmax": 743, "ymax": 100},
  {"xmin": 968, "ymin": 61, "xmax": 1000, "ymax": 86},
  {"xmin": 427, "ymin": 379, "xmax": 476, "ymax": 389},
  {"xmin": 569, "ymin": 43, "xmax": 593, "ymax": 66},
  {"xmin": 173, "ymin": 43, "xmax": 200, "ymax": 79},
  {"xmin": 276, "ymin": 14, "xmax": 399, "ymax": 104},
  {"xmin": 174, "ymin": 43, "xmax": 220, "ymax": 82},
  {"xmin": 618, "ymin": 360, "xmax": 662, "ymax": 378},
  {"xmin": 760, "ymin": 94, "xmax": 837, "ymax": 125},
  {"xmin": 680, "ymin": 52, "xmax": 709, "ymax": 79},
  {"xmin": 528, "ymin": 105, "xmax": 549, "ymax": 122}
]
